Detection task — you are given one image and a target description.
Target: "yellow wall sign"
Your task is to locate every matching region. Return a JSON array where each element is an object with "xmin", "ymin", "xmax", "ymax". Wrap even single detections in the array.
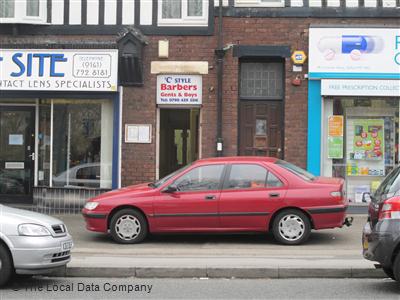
[{"xmin": 291, "ymin": 51, "xmax": 307, "ymax": 65}]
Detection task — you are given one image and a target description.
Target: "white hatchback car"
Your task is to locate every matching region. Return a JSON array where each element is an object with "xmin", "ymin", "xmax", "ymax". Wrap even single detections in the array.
[{"xmin": 0, "ymin": 205, "xmax": 73, "ymax": 286}]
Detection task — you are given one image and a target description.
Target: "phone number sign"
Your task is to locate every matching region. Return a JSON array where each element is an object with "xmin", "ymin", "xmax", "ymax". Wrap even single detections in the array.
[
  {"xmin": 0, "ymin": 49, "xmax": 118, "ymax": 92},
  {"xmin": 157, "ymin": 75, "xmax": 202, "ymax": 105}
]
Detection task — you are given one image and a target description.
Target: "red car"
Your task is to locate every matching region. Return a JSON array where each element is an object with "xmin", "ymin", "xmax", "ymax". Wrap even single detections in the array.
[{"xmin": 82, "ymin": 157, "xmax": 350, "ymax": 245}]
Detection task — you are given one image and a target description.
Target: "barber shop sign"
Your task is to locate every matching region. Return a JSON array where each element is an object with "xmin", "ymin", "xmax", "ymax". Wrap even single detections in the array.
[{"xmin": 156, "ymin": 75, "xmax": 202, "ymax": 105}]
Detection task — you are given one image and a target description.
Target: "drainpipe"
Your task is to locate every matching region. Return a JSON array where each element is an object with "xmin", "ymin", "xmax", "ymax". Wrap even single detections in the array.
[{"xmin": 215, "ymin": 0, "xmax": 224, "ymax": 157}]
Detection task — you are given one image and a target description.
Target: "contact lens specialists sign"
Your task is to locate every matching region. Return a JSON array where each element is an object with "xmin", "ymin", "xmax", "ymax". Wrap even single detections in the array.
[
  {"xmin": 157, "ymin": 75, "xmax": 202, "ymax": 105},
  {"xmin": 309, "ymin": 28, "xmax": 400, "ymax": 79},
  {"xmin": 0, "ymin": 49, "xmax": 118, "ymax": 91}
]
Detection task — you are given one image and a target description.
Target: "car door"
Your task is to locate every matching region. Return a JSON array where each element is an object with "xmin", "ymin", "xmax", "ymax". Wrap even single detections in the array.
[
  {"xmin": 153, "ymin": 164, "xmax": 226, "ymax": 232},
  {"xmin": 219, "ymin": 163, "xmax": 287, "ymax": 230}
]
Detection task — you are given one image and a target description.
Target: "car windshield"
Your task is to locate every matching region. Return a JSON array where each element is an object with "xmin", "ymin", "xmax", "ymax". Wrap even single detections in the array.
[
  {"xmin": 275, "ymin": 160, "xmax": 315, "ymax": 181},
  {"xmin": 150, "ymin": 164, "xmax": 192, "ymax": 188}
]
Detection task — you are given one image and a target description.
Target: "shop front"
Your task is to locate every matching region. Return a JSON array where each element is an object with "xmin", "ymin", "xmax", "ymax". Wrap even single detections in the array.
[
  {"xmin": 155, "ymin": 73, "xmax": 203, "ymax": 178},
  {"xmin": 0, "ymin": 49, "xmax": 120, "ymax": 210},
  {"xmin": 307, "ymin": 27, "xmax": 400, "ymax": 204}
]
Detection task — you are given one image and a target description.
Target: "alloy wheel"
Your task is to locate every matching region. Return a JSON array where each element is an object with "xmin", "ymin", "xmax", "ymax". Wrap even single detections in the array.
[
  {"xmin": 278, "ymin": 214, "xmax": 305, "ymax": 242},
  {"xmin": 115, "ymin": 215, "xmax": 141, "ymax": 241}
]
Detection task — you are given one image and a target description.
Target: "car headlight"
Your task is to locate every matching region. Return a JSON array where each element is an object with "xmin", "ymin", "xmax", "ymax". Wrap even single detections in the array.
[
  {"xmin": 18, "ymin": 224, "xmax": 51, "ymax": 236},
  {"xmin": 84, "ymin": 201, "xmax": 99, "ymax": 210}
]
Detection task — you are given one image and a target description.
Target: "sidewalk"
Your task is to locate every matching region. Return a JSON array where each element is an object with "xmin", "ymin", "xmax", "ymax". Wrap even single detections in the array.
[{"xmin": 53, "ymin": 214, "xmax": 385, "ymax": 279}]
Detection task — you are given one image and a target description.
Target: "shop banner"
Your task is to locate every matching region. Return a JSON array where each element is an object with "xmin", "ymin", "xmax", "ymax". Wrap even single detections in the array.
[
  {"xmin": 328, "ymin": 115, "xmax": 344, "ymax": 159},
  {"xmin": 0, "ymin": 49, "xmax": 118, "ymax": 92},
  {"xmin": 157, "ymin": 75, "xmax": 202, "ymax": 105},
  {"xmin": 309, "ymin": 28, "xmax": 400, "ymax": 79},
  {"xmin": 352, "ymin": 119, "xmax": 384, "ymax": 161},
  {"xmin": 321, "ymin": 79, "xmax": 400, "ymax": 97}
]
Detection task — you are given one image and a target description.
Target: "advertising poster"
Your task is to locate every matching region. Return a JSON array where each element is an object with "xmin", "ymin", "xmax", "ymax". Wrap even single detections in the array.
[
  {"xmin": 352, "ymin": 119, "xmax": 384, "ymax": 160},
  {"xmin": 328, "ymin": 115, "xmax": 344, "ymax": 159},
  {"xmin": 309, "ymin": 28, "xmax": 400, "ymax": 79},
  {"xmin": 328, "ymin": 136, "xmax": 343, "ymax": 159}
]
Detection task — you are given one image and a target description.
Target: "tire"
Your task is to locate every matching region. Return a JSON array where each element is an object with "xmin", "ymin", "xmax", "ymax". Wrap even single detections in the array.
[
  {"xmin": 110, "ymin": 209, "xmax": 148, "ymax": 244},
  {"xmin": 382, "ymin": 266, "xmax": 396, "ymax": 281},
  {"xmin": 0, "ymin": 243, "xmax": 13, "ymax": 287},
  {"xmin": 272, "ymin": 209, "xmax": 311, "ymax": 245},
  {"xmin": 393, "ymin": 253, "xmax": 400, "ymax": 282}
]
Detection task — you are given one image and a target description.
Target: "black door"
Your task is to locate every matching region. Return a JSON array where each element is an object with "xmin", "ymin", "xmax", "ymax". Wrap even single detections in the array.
[{"xmin": 0, "ymin": 106, "xmax": 35, "ymax": 203}]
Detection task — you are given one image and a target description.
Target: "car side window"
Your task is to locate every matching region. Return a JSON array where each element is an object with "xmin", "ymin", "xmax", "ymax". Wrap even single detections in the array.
[
  {"xmin": 227, "ymin": 164, "xmax": 268, "ymax": 189},
  {"xmin": 76, "ymin": 166, "xmax": 100, "ymax": 180},
  {"xmin": 267, "ymin": 172, "xmax": 283, "ymax": 188},
  {"xmin": 173, "ymin": 165, "xmax": 225, "ymax": 192}
]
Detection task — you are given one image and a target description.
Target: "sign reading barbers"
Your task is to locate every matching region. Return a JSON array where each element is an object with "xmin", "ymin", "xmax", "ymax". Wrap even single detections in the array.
[
  {"xmin": 157, "ymin": 75, "xmax": 202, "ymax": 105},
  {"xmin": 0, "ymin": 49, "xmax": 118, "ymax": 92}
]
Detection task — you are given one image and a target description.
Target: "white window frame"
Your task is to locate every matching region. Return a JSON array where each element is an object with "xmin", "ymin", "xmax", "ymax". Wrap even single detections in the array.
[
  {"xmin": 158, "ymin": 0, "xmax": 209, "ymax": 27},
  {"xmin": 235, "ymin": 0, "xmax": 285, "ymax": 7},
  {"xmin": 0, "ymin": 0, "xmax": 47, "ymax": 24}
]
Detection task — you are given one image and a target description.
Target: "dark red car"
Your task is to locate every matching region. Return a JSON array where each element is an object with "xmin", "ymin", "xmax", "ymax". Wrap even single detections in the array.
[{"xmin": 82, "ymin": 157, "xmax": 350, "ymax": 245}]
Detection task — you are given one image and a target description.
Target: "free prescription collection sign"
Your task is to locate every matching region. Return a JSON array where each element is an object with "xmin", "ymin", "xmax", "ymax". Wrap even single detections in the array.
[
  {"xmin": 0, "ymin": 49, "xmax": 118, "ymax": 92},
  {"xmin": 309, "ymin": 28, "xmax": 400, "ymax": 79},
  {"xmin": 157, "ymin": 75, "xmax": 202, "ymax": 105}
]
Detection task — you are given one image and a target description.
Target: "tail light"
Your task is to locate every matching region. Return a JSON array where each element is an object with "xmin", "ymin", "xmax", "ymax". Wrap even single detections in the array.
[
  {"xmin": 330, "ymin": 191, "xmax": 342, "ymax": 197},
  {"xmin": 378, "ymin": 198, "xmax": 400, "ymax": 220}
]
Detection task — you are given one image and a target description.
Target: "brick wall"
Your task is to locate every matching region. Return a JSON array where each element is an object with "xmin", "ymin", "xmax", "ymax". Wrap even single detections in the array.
[
  {"xmin": 1, "ymin": 17, "xmax": 398, "ymax": 187},
  {"xmin": 121, "ymin": 17, "xmax": 398, "ymax": 185}
]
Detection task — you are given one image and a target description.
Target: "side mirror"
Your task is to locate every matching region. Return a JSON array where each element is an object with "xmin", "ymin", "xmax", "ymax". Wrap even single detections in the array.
[
  {"xmin": 163, "ymin": 184, "xmax": 178, "ymax": 193},
  {"xmin": 362, "ymin": 192, "xmax": 372, "ymax": 203}
]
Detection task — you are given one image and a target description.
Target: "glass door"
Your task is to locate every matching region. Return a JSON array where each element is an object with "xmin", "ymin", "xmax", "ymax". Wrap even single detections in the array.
[{"xmin": 0, "ymin": 106, "xmax": 35, "ymax": 203}]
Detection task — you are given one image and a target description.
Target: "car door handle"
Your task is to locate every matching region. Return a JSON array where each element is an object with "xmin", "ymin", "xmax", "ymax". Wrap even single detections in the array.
[
  {"xmin": 205, "ymin": 195, "xmax": 216, "ymax": 200},
  {"xmin": 269, "ymin": 193, "xmax": 280, "ymax": 198}
]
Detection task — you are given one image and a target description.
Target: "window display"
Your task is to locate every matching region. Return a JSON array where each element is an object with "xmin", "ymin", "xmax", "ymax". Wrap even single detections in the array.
[{"xmin": 323, "ymin": 98, "xmax": 399, "ymax": 204}]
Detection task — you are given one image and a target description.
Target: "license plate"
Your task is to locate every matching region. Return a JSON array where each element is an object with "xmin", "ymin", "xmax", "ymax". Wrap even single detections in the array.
[{"xmin": 62, "ymin": 241, "xmax": 73, "ymax": 251}]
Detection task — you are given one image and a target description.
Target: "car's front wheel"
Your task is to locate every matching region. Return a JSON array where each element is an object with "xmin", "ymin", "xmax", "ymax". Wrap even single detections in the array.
[
  {"xmin": 110, "ymin": 209, "xmax": 148, "ymax": 244},
  {"xmin": 0, "ymin": 243, "xmax": 13, "ymax": 287},
  {"xmin": 272, "ymin": 209, "xmax": 311, "ymax": 245}
]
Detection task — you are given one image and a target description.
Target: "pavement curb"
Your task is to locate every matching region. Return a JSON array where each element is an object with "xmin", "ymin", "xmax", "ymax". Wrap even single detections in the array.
[{"xmin": 50, "ymin": 266, "xmax": 386, "ymax": 279}]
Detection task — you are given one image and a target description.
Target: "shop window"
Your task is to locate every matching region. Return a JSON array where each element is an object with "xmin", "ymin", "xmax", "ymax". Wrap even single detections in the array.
[
  {"xmin": 158, "ymin": 0, "xmax": 209, "ymax": 26},
  {"xmin": 36, "ymin": 99, "xmax": 113, "ymax": 189},
  {"xmin": 173, "ymin": 165, "xmax": 224, "ymax": 192},
  {"xmin": 235, "ymin": 0, "xmax": 285, "ymax": 8},
  {"xmin": 0, "ymin": 0, "xmax": 46, "ymax": 24},
  {"xmin": 240, "ymin": 62, "xmax": 283, "ymax": 99},
  {"xmin": 323, "ymin": 98, "xmax": 399, "ymax": 204}
]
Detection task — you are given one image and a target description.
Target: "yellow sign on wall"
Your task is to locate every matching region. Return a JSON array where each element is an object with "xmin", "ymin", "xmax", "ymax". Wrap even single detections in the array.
[{"xmin": 291, "ymin": 51, "xmax": 307, "ymax": 65}]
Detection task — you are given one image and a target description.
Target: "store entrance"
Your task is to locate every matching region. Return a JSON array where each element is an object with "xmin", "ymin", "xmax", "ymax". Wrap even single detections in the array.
[
  {"xmin": 159, "ymin": 108, "xmax": 200, "ymax": 178},
  {"xmin": 239, "ymin": 101, "xmax": 283, "ymax": 158},
  {"xmin": 0, "ymin": 106, "xmax": 35, "ymax": 203}
]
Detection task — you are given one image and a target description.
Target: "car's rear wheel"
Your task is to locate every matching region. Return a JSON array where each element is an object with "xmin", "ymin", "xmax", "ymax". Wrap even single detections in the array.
[
  {"xmin": 272, "ymin": 209, "xmax": 311, "ymax": 245},
  {"xmin": 382, "ymin": 266, "xmax": 396, "ymax": 280},
  {"xmin": 0, "ymin": 243, "xmax": 13, "ymax": 287},
  {"xmin": 110, "ymin": 209, "xmax": 148, "ymax": 244},
  {"xmin": 393, "ymin": 253, "xmax": 400, "ymax": 282}
]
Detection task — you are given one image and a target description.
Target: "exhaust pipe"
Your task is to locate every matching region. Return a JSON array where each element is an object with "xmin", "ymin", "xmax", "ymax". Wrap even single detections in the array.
[{"xmin": 343, "ymin": 216, "xmax": 353, "ymax": 227}]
